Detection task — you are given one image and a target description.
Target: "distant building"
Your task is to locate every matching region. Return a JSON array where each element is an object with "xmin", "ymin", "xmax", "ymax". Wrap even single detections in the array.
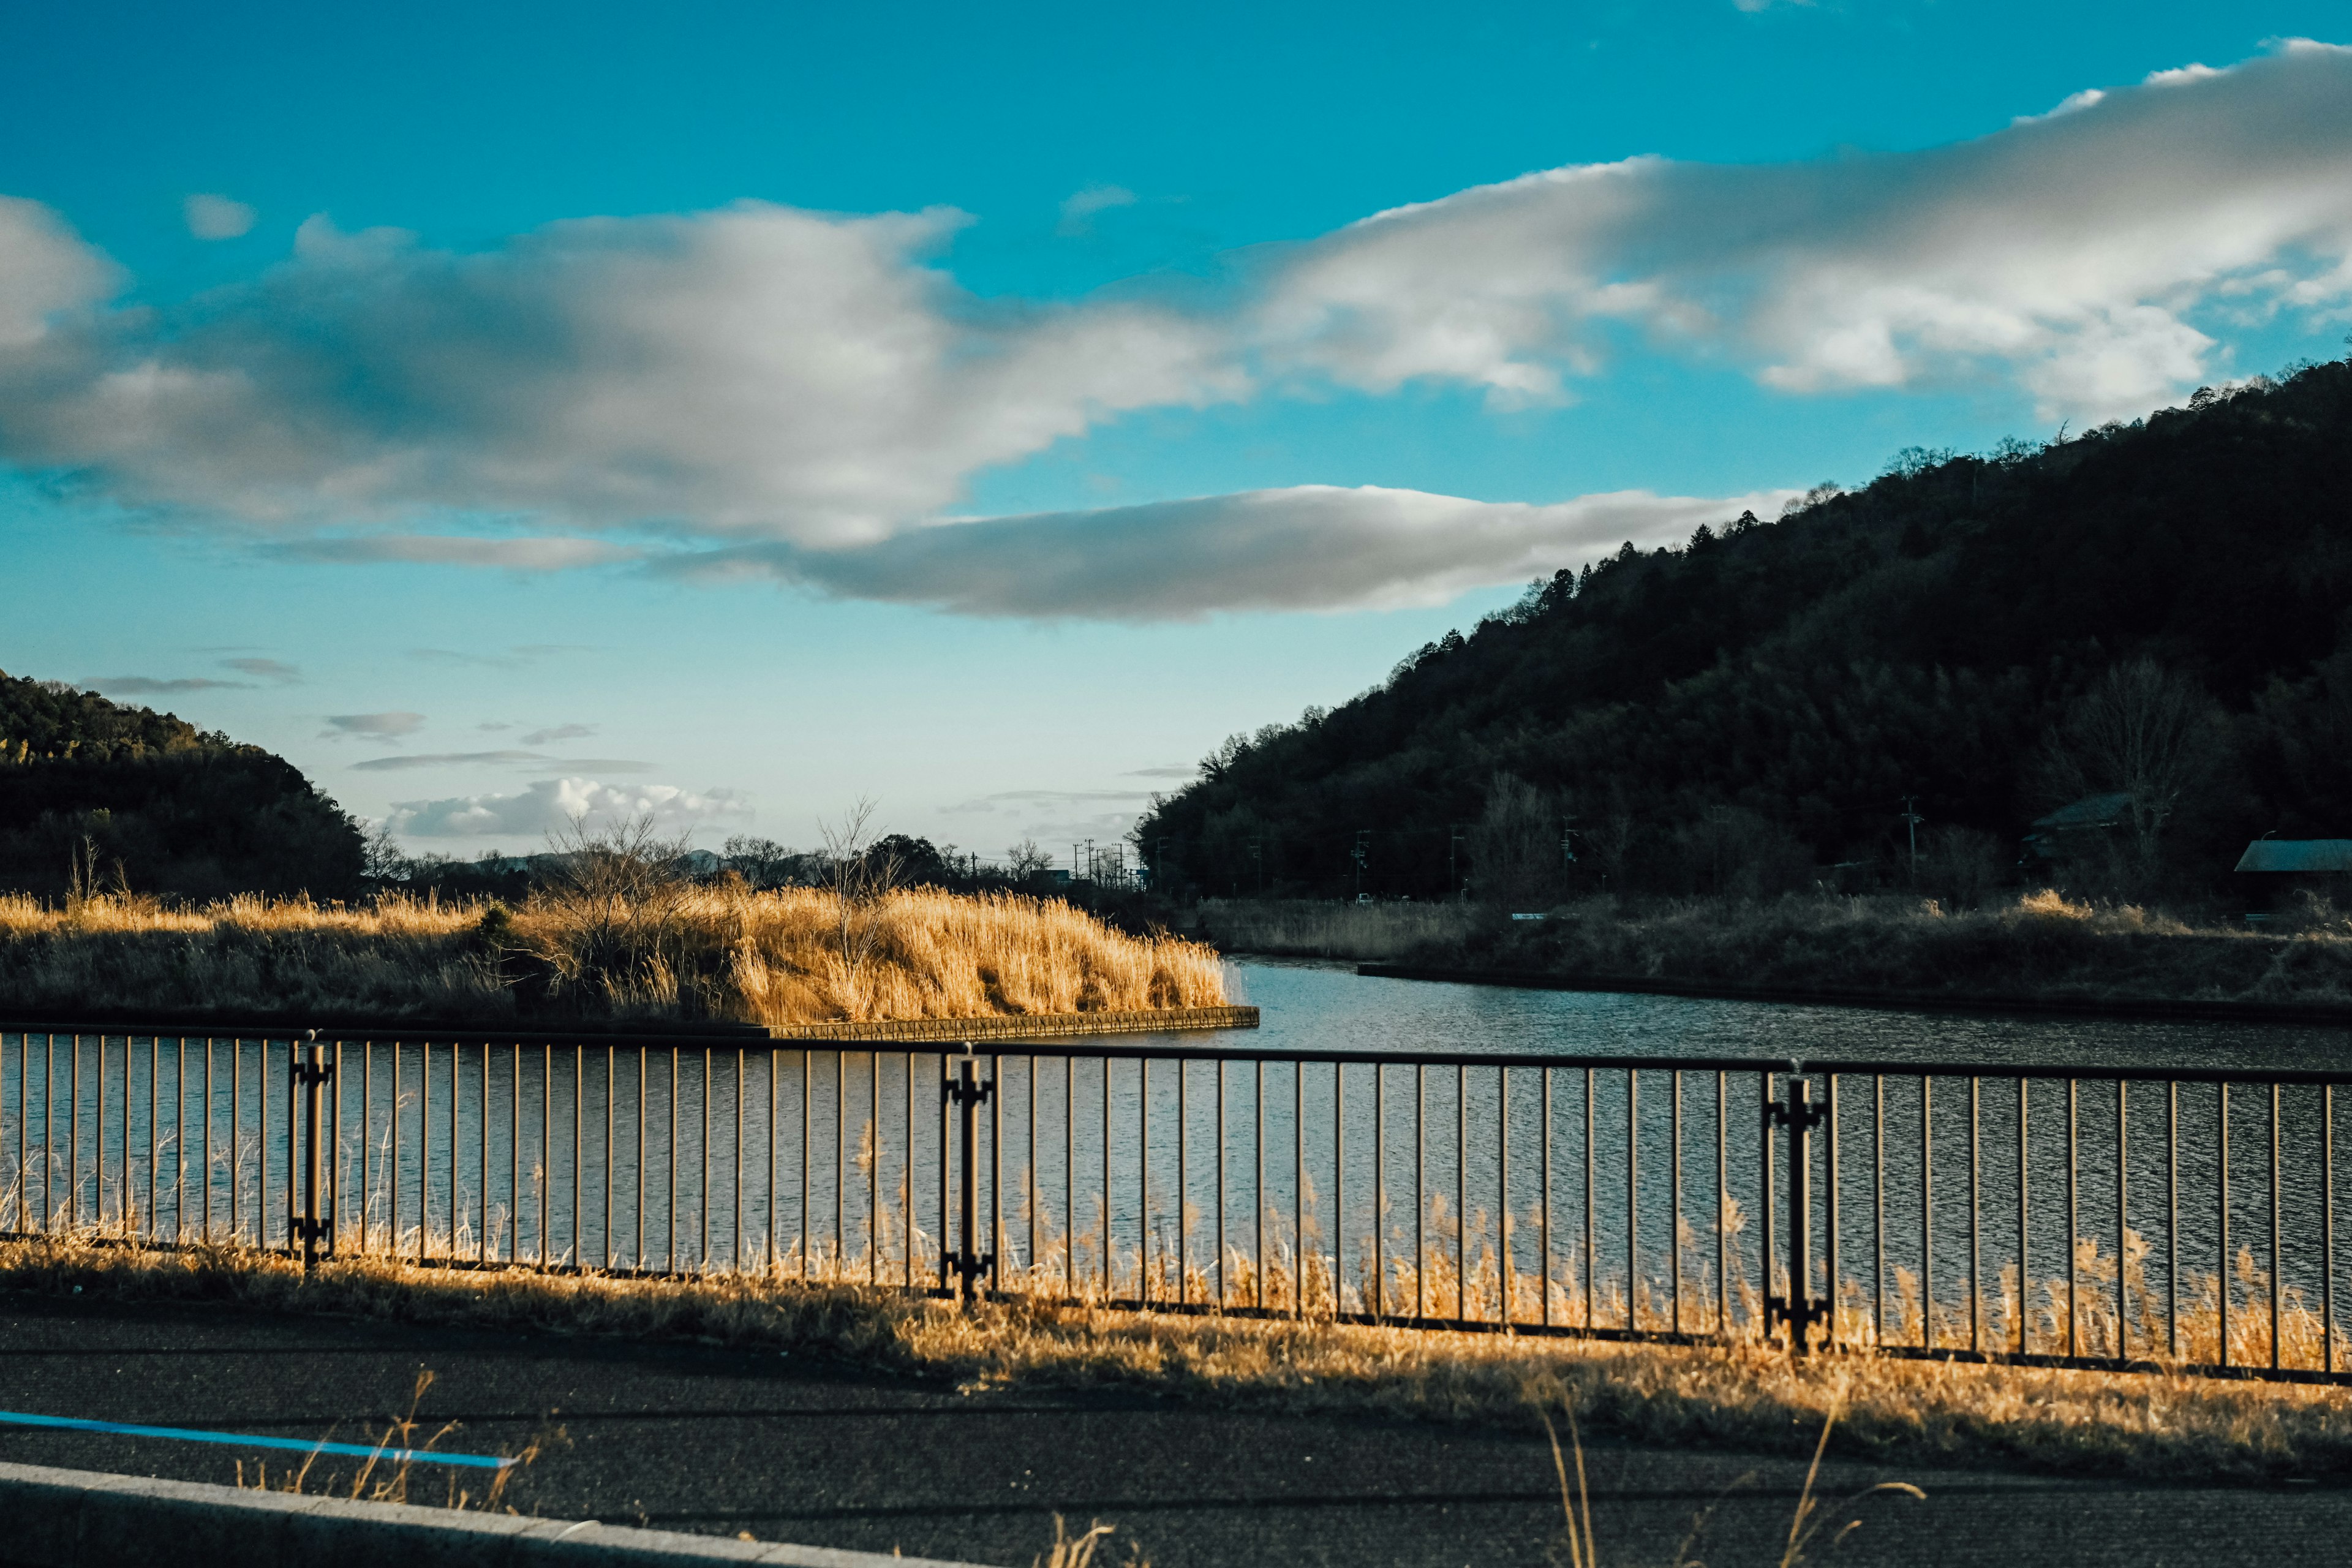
[
  {"xmin": 2232, "ymin": 838, "xmax": 2352, "ymax": 919},
  {"xmin": 2231, "ymin": 839, "xmax": 2352, "ymax": 874}
]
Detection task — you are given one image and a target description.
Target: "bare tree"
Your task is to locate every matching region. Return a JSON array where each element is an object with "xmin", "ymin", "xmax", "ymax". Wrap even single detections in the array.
[
  {"xmin": 2040, "ymin": 658, "xmax": 2228, "ymax": 876},
  {"xmin": 1468, "ymin": 774, "xmax": 1562, "ymax": 910},
  {"xmin": 819, "ymin": 799, "xmax": 903, "ymax": 1005},
  {"xmin": 1005, "ymin": 839, "xmax": 1054, "ymax": 879},
  {"xmin": 534, "ymin": 812, "xmax": 697, "ymax": 1006}
]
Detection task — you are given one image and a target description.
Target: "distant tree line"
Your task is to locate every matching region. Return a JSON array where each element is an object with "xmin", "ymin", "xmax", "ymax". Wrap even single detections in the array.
[{"xmin": 1139, "ymin": 356, "xmax": 2352, "ymax": 910}]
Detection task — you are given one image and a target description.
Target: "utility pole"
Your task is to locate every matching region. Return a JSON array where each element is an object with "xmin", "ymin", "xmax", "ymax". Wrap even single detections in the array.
[
  {"xmin": 1449, "ymin": 824, "xmax": 1466, "ymax": 902},
  {"xmin": 1352, "ymin": 829, "xmax": 1371, "ymax": 900},
  {"xmin": 1248, "ymin": 835, "xmax": 1264, "ymax": 894},
  {"xmin": 1900, "ymin": 796, "xmax": 1924, "ymax": 878}
]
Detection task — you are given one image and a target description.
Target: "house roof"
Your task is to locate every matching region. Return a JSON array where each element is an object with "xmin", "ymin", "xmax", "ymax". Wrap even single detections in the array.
[
  {"xmin": 2032, "ymin": 792, "xmax": 2133, "ymax": 831},
  {"xmin": 2234, "ymin": 839, "xmax": 2352, "ymax": 873}
]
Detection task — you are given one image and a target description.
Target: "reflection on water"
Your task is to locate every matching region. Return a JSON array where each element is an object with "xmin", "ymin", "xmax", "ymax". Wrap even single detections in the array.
[{"xmin": 6, "ymin": 965, "xmax": 2348, "ymax": 1366}]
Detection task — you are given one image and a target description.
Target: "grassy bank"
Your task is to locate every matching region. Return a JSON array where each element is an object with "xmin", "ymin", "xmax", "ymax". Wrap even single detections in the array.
[
  {"xmin": 6, "ymin": 1235, "xmax": 2350, "ymax": 1485},
  {"xmin": 0, "ymin": 886, "xmax": 1226, "ymax": 1027},
  {"xmin": 1202, "ymin": 892, "xmax": 2352, "ymax": 1011}
]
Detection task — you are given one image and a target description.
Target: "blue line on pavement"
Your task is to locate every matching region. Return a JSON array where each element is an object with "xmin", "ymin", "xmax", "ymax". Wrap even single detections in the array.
[{"xmin": 0, "ymin": 1408, "xmax": 519, "ymax": 1469}]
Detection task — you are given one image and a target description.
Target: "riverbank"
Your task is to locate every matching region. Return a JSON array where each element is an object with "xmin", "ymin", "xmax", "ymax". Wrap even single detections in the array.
[
  {"xmin": 0, "ymin": 888, "xmax": 1227, "ymax": 1028},
  {"xmin": 5, "ymin": 1235, "xmax": 2349, "ymax": 1485},
  {"xmin": 1201, "ymin": 892, "xmax": 2352, "ymax": 1016}
]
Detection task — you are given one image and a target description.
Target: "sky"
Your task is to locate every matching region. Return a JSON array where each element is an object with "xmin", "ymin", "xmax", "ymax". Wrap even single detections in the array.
[{"xmin": 3, "ymin": 1, "xmax": 2351, "ymax": 865}]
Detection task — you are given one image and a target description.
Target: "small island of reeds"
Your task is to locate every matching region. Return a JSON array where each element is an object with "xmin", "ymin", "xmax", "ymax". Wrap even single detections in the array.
[{"xmin": 0, "ymin": 880, "xmax": 1229, "ymax": 1030}]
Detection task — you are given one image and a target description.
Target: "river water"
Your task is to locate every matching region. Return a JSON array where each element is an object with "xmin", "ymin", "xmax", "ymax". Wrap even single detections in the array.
[{"xmin": 7, "ymin": 968, "xmax": 2347, "ymax": 1360}]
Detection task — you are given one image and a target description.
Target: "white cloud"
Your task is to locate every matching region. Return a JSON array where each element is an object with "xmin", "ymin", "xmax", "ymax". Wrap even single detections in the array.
[
  {"xmin": 350, "ymin": 750, "xmax": 652, "ymax": 774},
  {"xmin": 88, "ymin": 675, "xmax": 249, "ymax": 695},
  {"xmin": 0, "ymin": 201, "xmax": 1237, "ymax": 546},
  {"xmin": 0, "ymin": 195, "xmax": 118, "ymax": 347},
  {"xmin": 520, "ymin": 723, "xmax": 595, "ymax": 745},
  {"xmin": 666, "ymin": 483, "xmax": 1795, "ymax": 620},
  {"xmin": 183, "ymin": 194, "xmax": 256, "ymax": 240},
  {"xmin": 323, "ymin": 710, "xmax": 426, "ymax": 740},
  {"xmin": 0, "ymin": 40, "xmax": 2348, "ymax": 614},
  {"xmin": 387, "ymin": 777, "xmax": 751, "ymax": 838},
  {"xmin": 1058, "ymin": 184, "xmax": 1138, "ymax": 235},
  {"xmin": 1259, "ymin": 40, "xmax": 2352, "ymax": 419}
]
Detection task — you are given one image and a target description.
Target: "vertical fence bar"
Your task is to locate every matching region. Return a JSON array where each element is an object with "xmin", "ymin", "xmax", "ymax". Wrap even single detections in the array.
[
  {"xmin": 71, "ymin": 1034, "xmax": 81, "ymax": 1233},
  {"xmin": 705, "ymin": 1047, "xmax": 716, "ymax": 1272},
  {"xmin": 2126, "ymin": 1081, "xmax": 2145, "ymax": 1363},
  {"xmin": 2067, "ymin": 1078, "xmax": 2080, "ymax": 1360},
  {"xmin": 2328, "ymin": 1084, "xmax": 2337, "ymax": 1377},
  {"xmin": 176, "ymin": 1036, "xmax": 188, "ymax": 1242},
  {"xmin": 829, "ymin": 1049, "xmax": 839, "ymax": 1278},
  {"xmin": 418, "ymin": 1041, "xmax": 430, "ymax": 1261},
  {"xmin": 908, "ymin": 1054, "xmax": 918, "ymax": 1286},
  {"xmin": 1106, "ymin": 1057, "xmax": 1115, "ymax": 1297},
  {"xmin": 1069, "ymin": 1056, "xmax": 1078, "ymax": 1297},
  {"xmin": 1627, "ymin": 1069, "xmax": 1639, "ymax": 1333},
  {"xmin": 1371, "ymin": 1064, "xmax": 1381, "ymax": 1316},
  {"xmin": 1297, "ymin": 1061, "xmax": 1307, "ymax": 1315},
  {"xmin": 1874, "ymin": 1074, "xmax": 1886, "ymax": 1348},
  {"xmin": 332, "ymin": 1039, "xmax": 343, "ymax": 1256},
  {"xmin": 1827, "ymin": 1073, "xmax": 1841, "ymax": 1352},
  {"xmin": 1585, "ymin": 1068, "xmax": 1596, "ymax": 1331},
  {"xmin": 1921, "ymin": 1076, "xmax": 1934, "ymax": 1351},
  {"xmin": 225, "ymin": 1037, "xmax": 235, "ymax": 1245},
  {"xmin": 865, "ymin": 1050, "xmax": 877, "ymax": 1283},
  {"xmin": 609, "ymin": 1047, "xmax": 618, "ymax": 1271},
  {"xmin": 2267, "ymin": 1086, "xmax": 2286, "ymax": 1363},
  {"xmin": 148, "ymin": 1035, "xmax": 157, "ymax": 1238},
  {"xmin": 2168, "ymin": 1080, "xmax": 2179, "ymax": 1362},
  {"xmin": 1762, "ymin": 1069, "xmax": 1774, "ymax": 1340},
  {"xmin": 1218, "ymin": 1060, "xmax": 1229, "ymax": 1310},
  {"xmin": 1541, "ymin": 1067, "xmax": 1551, "ymax": 1329},
  {"xmin": 1178, "ymin": 1058, "xmax": 1189, "ymax": 1305},
  {"xmin": 478, "ymin": 1046, "xmax": 490, "ymax": 1265},
  {"xmin": 1670, "ymin": 1069, "xmax": 1682, "ymax": 1337},
  {"xmin": 1414, "ymin": 1063, "xmax": 1424, "ymax": 1321},
  {"xmin": 2220, "ymin": 1080, "xmax": 2231, "ymax": 1369},
  {"xmin": 1717, "ymin": 1070, "xmax": 1728, "ymax": 1335},
  {"xmin": 677, "ymin": 1047, "xmax": 688, "ymax": 1275},
  {"xmin": 1494, "ymin": 1066, "xmax": 1506, "ymax": 1325},
  {"xmin": 2018, "ymin": 1076, "xmax": 2029, "ymax": 1355},
  {"xmin": 1969, "ymin": 1076, "xmax": 1981, "ymax": 1355},
  {"xmin": 1334, "ymin": 1063, "xmax": 1346, "ymax": 1316},
  {"xmin": 736, "ymin": 1049, "xmax": 746, "ymax": 1275},
  {"xmin": 1455, "ymin": 1063, "xmax": 1466, "ymax": 1322},
  {"xmin": 1140, "ymin": 1058, "xmax": 1152, "ymax": 1303},
  {"xmin": 992, "ymin": 1052, "xmax": 1003, "ymax": 1294},
  {"xmin": 797, "ymin": 1052, "xmax": 807, "ymax": 1279}
]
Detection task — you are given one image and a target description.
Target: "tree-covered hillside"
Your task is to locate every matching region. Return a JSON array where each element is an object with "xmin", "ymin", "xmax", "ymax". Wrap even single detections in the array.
[
  {"xmin": 1140, "ymin": 357, "xmax": 2352, "ymax": 907},
  {"xmin": 0, "ymin": 673, "xmax": 363, "ymax": 900}
]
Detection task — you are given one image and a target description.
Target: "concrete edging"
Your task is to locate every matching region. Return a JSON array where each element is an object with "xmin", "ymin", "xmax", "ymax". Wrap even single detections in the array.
[{"xmin": 0, "ymin": 1460, "xmax": 995, "ymax": 1568}]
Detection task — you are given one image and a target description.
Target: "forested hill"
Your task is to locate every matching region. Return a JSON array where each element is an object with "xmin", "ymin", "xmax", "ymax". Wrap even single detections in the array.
[
  {"xmin": 1139, "ymin": 357, "xmax": 2352, "ymax": 906},
  {"xmin": 0, "ymin": 673, "xmax": 362, "ymax": 900}
]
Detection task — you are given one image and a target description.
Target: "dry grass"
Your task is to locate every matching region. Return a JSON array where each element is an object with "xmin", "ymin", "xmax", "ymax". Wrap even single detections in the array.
[
  {"xmin": 5, "ymin": 1232, "xmax": 2350, "ymax": 1485},
  {"xmin": 0, "ymin": 886, "xmax": 1225, "ymax": 1025}
]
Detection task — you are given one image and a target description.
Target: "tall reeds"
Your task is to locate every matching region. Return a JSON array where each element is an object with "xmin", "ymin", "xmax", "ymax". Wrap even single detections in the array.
[{"xmin": 0, "ymin": 885, "xmax": 1226, "ymax": 1025}]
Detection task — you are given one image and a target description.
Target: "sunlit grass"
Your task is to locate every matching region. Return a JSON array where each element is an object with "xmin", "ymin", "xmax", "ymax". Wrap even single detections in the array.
[{"xmin": 0, "ymin": 886, "xmax": 1226, "ymax": 1025}]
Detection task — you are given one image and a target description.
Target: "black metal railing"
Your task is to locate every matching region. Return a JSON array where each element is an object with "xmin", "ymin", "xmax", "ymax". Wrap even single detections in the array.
[{"xmin": 2, "ymin": 1025, "xmax": 2345, "ymax": 1383}]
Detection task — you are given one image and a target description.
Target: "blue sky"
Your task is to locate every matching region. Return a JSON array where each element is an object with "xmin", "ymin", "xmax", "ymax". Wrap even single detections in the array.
[{"xmin": 3, "ymin": 2, "xmax": 2350, "ymax": 863}]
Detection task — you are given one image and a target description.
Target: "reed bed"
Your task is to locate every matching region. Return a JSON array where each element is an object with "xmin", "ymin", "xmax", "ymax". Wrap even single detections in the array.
[
  {"xmin": 1195, "ymin": 899, "xmax": 1481, "ymax": 962},
  {"xmin": 0, "ymin": 886, "xmax": 1226, "ymax": 1025}
]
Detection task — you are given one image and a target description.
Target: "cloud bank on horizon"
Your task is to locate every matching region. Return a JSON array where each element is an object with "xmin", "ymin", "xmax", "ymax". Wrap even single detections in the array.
[{"xmin": 2, "ymin": 40, "xmax": 2349, "ymax": 620}]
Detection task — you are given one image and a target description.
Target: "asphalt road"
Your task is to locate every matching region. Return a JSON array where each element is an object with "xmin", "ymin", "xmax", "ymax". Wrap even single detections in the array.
[{"xmin": 0, "ymin": 1292, "xmax": 2343, "ymax": 1567}]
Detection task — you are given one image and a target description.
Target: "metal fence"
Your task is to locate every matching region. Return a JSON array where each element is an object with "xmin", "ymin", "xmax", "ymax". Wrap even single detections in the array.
[{"xmin": 2, "ymin": 1025, "xmax": 2346, "ymax": 1384}]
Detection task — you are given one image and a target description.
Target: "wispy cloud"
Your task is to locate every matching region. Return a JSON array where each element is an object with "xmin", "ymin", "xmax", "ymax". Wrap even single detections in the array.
[
  {"xmin": 387, "ymin": 777, "xmax": 750, "ymax": 838},
  {"xmin": 322, "ymin": 711, "xmax": 425, "ymax": 741},
  {"xmin": 1057, "ymin": 184, "xmax": 1138, "ymax": 236},
  {"xmin": 86, "ymin": 675, "xmax": 249, "ymax": 695},
  {"xmin": 352, "ymin": 749, "xmax": 653, "ymax": 774},
  {"xmin": 519, "ymin": 723, "xmax": 596, "ymax": 745},
  {"xmin": 665, "ymin": 484, "xmax": 1794, "ymax": 620},
  {"xmin": 220, "ymin": 657, "xmax": 301, "ymax": 684}
]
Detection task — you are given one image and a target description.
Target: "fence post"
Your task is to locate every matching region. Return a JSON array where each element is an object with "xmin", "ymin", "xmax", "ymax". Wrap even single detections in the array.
[
  {"xmin": 941, "ymin": 1048, "xmax": 994, "ymax": 1304},
  {"xmin": 1766, "ymin": 1068, "xmax": 1827, "ymax": 1355},
  {"xmin": 290, "ymin": 1034, "xmax": 334, "ymax": 1273}
]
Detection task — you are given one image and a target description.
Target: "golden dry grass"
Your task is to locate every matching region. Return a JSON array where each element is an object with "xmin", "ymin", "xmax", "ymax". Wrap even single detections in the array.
[
  {"xmin": 5, "ymin": 1232, "xmax": 2348, "ymax": 1484},
  {"xmin": 0, "ymin": 886, "xmax": 1226, "ymax": 1025}
]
